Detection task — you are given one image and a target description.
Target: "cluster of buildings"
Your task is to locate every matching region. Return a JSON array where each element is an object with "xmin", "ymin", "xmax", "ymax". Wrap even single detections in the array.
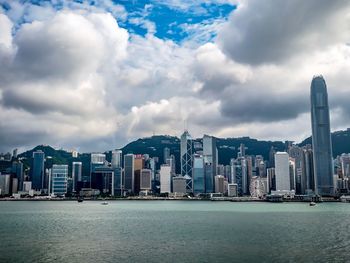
[{"xmin": 0, "ymin": 76, "xmax": 350, "ymax": 199}]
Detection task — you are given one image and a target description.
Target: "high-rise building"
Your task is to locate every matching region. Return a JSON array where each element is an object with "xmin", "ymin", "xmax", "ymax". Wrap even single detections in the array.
[
  {"xmin": 140, "ymin": 169, "xmax": 152, "ymax": 191},
  {"xmin": 11, "ymin": 161, "xmax": 23, "ymax": 191},
  {"xmin": 215, "ymin": 175, "xmax": 225, "ymax": 194},
  {"xmin": 124, "ymin": 154, "xmax": 134, "ymax": 193},
  {"xmin": 163, "ymin": 147, "xmax": 170, "ymax": 164},
  {"xmin": 160, "ymin": 165, "xmax": 171, "ymax": 193},
  {"xmin": 340, "ymin": 154, "xmax": 350, "ymax": 178},
  {"xmin": 0, "ymin": 174, "xmax": 11, "ymax": 196},
  {"xmin": 180, "ymin": 130, "xmax": 193, "ymax": 192},
  {"xmin": 113, "ymin": 167, "xmax": 123, "ymax": 196},
  {"xmin": 288, "ymin": 145, "xmax": 306, "ymax": 194},
  {"xmin": 275, "ymin": 152, "xmax": 290, "ymax": 191},
  {"xmin": 72, "ymin": 162, "xmax": 82, "ymax": 193},
  {"xmin": 204, "ymin": 159, "xmax": 214, "ymax": 193},
  {"xmin": 111, "ymin": 150, "xmax": 122, "ymax": 168},
  {"xmin": 193, "ymin": 154, "xmax": 205, "ymax": 194},
  {"xmin": 134, "ymin": 155, "xmax": 145, "ymax": 194},
  {"xmin": 310, "ymin": 76, "xmax": 334, "ymax": 196},
  {"xmin": 172, "ymin": 176, "xmax": 186, "ymax": 194},
  {"xmin": 31, "ymin": 151, "xmax": 45, "ymax": 190},
  {"xmin": 90, "ymin": 153, "xmax": 106, "ymax": 187},
  {"xmin": 267, "ymin": 168, "xmax": 275, "ymax": 192},
  {"xmin": 303, "ymin": 146, "xmax": 315, "ymax": 192},
  {"xmin": 203, "ymin": 135, "xmax": 217, "ymax": 176},
  {"xmin": 51, "ymin": 165, "xmax": 68, "ymax": 196}
]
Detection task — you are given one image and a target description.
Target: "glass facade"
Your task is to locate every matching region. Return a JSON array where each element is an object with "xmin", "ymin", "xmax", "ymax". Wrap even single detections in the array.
[
  {"xmin": 310, "ymin": 76, "xmax": 334, "ymax": 195},
  {"xmin": 51, "ymin": 165, "xmax": 68, "ymax": 196},
  {"xmin": 32, "ymin": 151, "xmax": 45, "ymax": 190},
  {"xmin": 193, "ymin": 155, "xmax": 205, "ymax": 194}
]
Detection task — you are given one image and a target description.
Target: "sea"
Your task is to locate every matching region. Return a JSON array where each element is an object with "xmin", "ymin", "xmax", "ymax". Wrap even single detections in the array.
[{"xmin": 0, "ymin": 201, "xmax": 349, "ymax": 263}]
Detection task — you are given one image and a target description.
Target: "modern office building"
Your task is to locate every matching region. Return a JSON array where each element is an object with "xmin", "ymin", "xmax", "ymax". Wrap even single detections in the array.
[
  {"xmin": 113, "ymin": 167, "xmax": 122, "ymax": 196},
  {"xmin": 124, "ymin": 154, "xmax": 134, "ymax": 193},
  {"xmin": 160, "ymin": 165, "xmax": 171, "ymax": 193},
  {"xmin": 31, "ymin": 151, "xmax": 45, "ymax": 190},
  {"xmin": 91, "ymin": 165, "xmax": 115, "ymax": 196},
  {"xmin": 193, "ymin": 155, "xmax": 205, "ymax": 194},
  {"xmin": 310, "ymin": 76, "xmax": 334, "ymax": 195},
  {"xmin": 203, "ymin": 134, "xmax": 217, "ymax": 176},
  {"xmin": 204, "ymin": 159, "xmax": 214, "ymax": 193},
  {"xmin": 140, "ymin": 169, "xmax": 152, "ymax": 191},
  {"xmin": 134, "ymin": 155, "xmax": 145, "ymax": 194},
  {"xmin": 180, "ymin": 130, "xmax": 193, "ymax": 192},
  {"xmin": 340, "ymin": 153, "xmax": 350, "ymax": 178},
  {"xmin": 51, "ymin": 165, "xmax": 68, "ymax": 196},
  {"xmin": 288, "ymin": 145, "xmax": 306, "ymax": 194},
  {"xmin": 163, "ymin": 147, "xmax": 170, "ymax": 164},
  {"xmin": 275, "ymin": 152, "xmax": 290, "ymax": 191},
  {"xmin": 303, "ymin": 146, "xmax": 315, "ymax": 192},
  {"xmin": 111, "ymin": 150, "xmax": 122, "ymax": 168},
  {"xmin": 72, "ymin": 162, "xmax": 82, "ymax": 193},
  {"xmin": 172, "ymin": 176, "xmax": 186, "ymax": 194},
  {"xmin": 215, "ymin": 175, "xmax": 225, "ymax": 194},
  {"xmin": 12, "ymin": 161, "xmax": 23, "ymax": 191},
  {"xmin": 267, "ymin": 168, "xmax": 276, "ymax": 192},
  {"xmin": 0, "ymin": 173, "xmax": 11, "ymax": 196},
  {"xmin": 90, "ymin": 153, "xmax": 106, "ymax": 187}
]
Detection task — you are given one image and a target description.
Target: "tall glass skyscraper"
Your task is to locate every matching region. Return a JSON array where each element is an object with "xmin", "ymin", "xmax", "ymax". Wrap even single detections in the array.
[
  {"xmin": 180, "ymin": 130, "xmax": 193, "ymax": 192},
  {"xmin": 32, "ymin": 151, "xmax": 45, "ymax": 190},
  {"xmin": 310, "ymin": 76, "xmax": 334, "ymax": 196},
  {"xmin": 193, "ymin": 155, "xmax": 205, "ymax": 194},
  {"xmin": 124, "ymin": 154, "xmax": 134, "ymax": 193}
]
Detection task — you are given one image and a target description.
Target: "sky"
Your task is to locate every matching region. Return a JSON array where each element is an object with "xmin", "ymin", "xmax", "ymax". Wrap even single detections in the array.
[{"xmin": 0, "ymin": 0, "xmax": 350, "ymax": 153}]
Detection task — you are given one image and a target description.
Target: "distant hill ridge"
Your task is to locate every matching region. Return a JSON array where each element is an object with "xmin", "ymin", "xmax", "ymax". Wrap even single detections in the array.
[{"xmin": 18, "ymin": 129, "xmax": 350, "ymax": 175}]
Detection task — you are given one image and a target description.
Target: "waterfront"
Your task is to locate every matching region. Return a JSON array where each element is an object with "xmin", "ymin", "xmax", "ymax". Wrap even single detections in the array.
[{"xmin": 1, "ymin": 201, "xmax": 350, "ymax": 263}]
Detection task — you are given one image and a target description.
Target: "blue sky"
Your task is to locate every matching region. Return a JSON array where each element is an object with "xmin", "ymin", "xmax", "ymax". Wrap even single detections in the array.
[{"xmin": 0, "ymin": 0, "xmax": 235, "ymax": 43}]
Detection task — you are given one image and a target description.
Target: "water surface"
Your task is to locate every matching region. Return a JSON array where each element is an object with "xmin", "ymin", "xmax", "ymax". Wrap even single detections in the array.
[{"xmin": 0, "ymin": 201, "xmax": 349, "ymax": 263}]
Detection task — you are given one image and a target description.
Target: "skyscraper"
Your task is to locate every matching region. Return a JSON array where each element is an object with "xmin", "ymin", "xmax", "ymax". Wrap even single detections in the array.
[
  {"xmin": 160, "ymin": 165, "xmax": 171, "ymax": 193},
  {"xmin": 180, "ymin": 130, "xmax": 193, "ymax": 192},
  {"xmin": 310, "ymin": 76, "xmax": 334, "ymax": 196},
  {"xmin": 275, "ymin": 152, "xmax": 290, "ymax": 191},
  {"xmin": 193, "ymin": 154, "xmax": 205, "ymax": 194},
  {"xmin": 124, "ymin": 154, "xmax": 134, "ymax": 193},
  {"xmin": 72, "ymin": 162, "xmax": 82, "ymax": 193},
  {"xmin": 203, "ymin": 134, "xmax": 217, "ymax": 177},
  {"xmin": 163, "ymin": 147, "xmax": 170, "ymax": 164},
  {"xmin": 111, "ymin": 150, "xmax": 122, "ymax": 168},
  {"xmin": 51, "ymin": 164, "xmax": 68, "ymax": 196},
  {"xmin": 31, "ymin": 151, "xmax": 45, "ymax": 190}
]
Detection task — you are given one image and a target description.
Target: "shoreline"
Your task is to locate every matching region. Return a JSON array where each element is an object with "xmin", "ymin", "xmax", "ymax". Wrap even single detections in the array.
[{"xmin": 0, "ymin": 197, "xmax": 343, "ymax": 202}]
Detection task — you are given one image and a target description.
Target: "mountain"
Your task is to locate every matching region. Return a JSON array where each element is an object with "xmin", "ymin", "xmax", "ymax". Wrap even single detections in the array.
[
  {"xmin": 299, "ymin": 128, "xmax": 350, "ymax": 157},
  {"xmin": 18, "ymin": 129, "xmax": 350, "ymax": 176}
]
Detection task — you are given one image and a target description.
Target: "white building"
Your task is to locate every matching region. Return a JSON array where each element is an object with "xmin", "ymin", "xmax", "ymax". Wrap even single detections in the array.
[
  {"xmin": 160, "ymin": 165, "xmax": 171, "ymax": 193},
  {"xmin": 228, "ymin": 183, "xmax": 238, "ymax": 197},
  {"xmin": 275, "ymin": 152, "xmax": 291, "ymax": 191}
]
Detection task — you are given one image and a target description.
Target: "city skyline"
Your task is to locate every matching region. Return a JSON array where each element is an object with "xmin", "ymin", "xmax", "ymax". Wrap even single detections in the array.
[{"xmin": 1, "ymin": 0, "xmax": 350, "ymax": 153}]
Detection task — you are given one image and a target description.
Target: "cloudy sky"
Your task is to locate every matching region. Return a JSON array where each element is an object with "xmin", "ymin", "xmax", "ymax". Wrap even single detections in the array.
[{"xmin": 0, "ymin": 0, "xmax": 350, "ymax": 153}]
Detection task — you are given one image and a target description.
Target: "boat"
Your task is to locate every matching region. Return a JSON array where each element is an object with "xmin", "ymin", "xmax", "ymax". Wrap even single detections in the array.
[
  {"xmin": 309, "ymin": 201, "xmax": 316, "ymax": 206},
  {"xmin": 77, "ymin": 197, "xmax": 83, "ymax": 203},
  {"xmin": 101, "ymin": 201, "xmax": 108, "ymax": 205}
]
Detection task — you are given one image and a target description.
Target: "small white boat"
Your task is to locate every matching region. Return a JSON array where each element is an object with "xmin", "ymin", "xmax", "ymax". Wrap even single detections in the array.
[
  {"xmin": 309, "ymin": 201, "xmax": 316, "ymax": 206},
  {"xmin": 101, "ymin": 201, "xmax": 108, "ymax": 205}
]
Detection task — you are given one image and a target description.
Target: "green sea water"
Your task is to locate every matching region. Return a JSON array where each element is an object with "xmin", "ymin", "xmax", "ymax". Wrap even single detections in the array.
[{"xmin": 0, "ymin": 201, "xmax": 349, "ymax": 263}]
